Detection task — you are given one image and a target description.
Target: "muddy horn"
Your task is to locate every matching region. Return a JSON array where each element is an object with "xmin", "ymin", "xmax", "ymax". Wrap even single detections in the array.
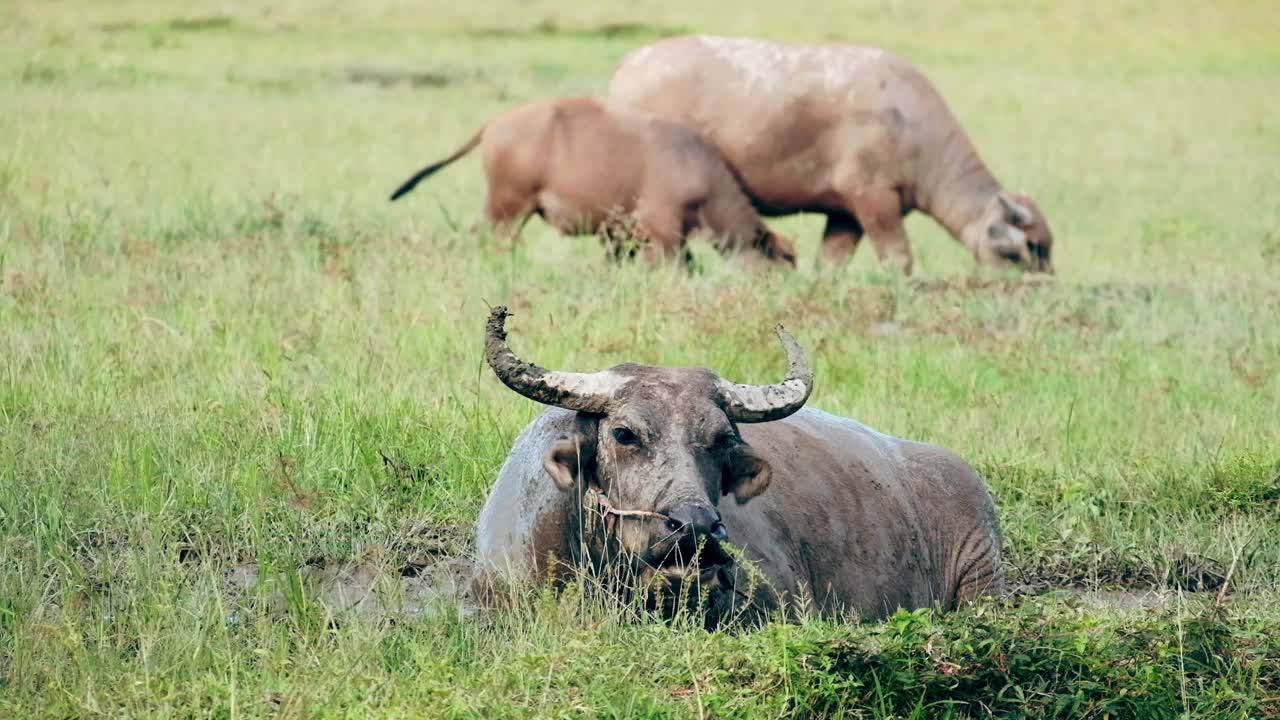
[
  {"xmin": 716, "ymin": 325, "xmax": 814, "ymax": 423},
  {"xmin": 485, "ymin": 306, "xmax": 627, "ymax": 413}
]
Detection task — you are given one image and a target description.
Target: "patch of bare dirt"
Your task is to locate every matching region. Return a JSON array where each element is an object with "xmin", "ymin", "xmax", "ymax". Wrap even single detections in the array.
[
  {"xmin": 98, "ymin": 16, "xmax": 235, "ymax": 33},
  {"xmin": 1061, "ymin": 588, "xmax": 1199, "ymax": 611},
  {"xmin": 226, "ymin": 555, "xmax": 474, "ymax": 620},
  {"xmin": 344, "ymin": 65, "xmax": 462, "ymax": 89},
  {"xmin": 463, "ymin": 19, "xmax": 688, "ymax": 40},
  {"xmin": 1007, "ymin": 548, "xmax": 1230, "ymax": 600},
  {"xmin": 225, "ymin": 519, "xmax": 475, "ymax": 621},
  {"xmin": 3, "ymin": 270, "xmax": 51, "ymax": 308}
]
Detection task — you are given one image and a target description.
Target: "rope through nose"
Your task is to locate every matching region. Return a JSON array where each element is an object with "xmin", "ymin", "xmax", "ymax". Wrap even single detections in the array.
[
  {"xmin": 583, "ymin": 486, "xmax": 674, "ymax": 538},
  {"xmin": 586, "ymin": 487, "xmax": 671, "ymax": 522}
]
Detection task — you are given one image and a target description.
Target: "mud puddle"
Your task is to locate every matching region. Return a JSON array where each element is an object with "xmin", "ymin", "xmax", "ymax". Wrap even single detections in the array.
[
  {"xmin": 1047, "ymin": 587, "xmax": 1212, "ymax": 611},
  {"xmin": 227, "ymin": 556, "xmax": 475, "ymax": 621}
]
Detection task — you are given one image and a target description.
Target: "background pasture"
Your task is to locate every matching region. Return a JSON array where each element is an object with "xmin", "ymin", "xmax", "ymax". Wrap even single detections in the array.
[{"xmin": 2, "ymin": 0, "xmax": 1279, "ymax": 716}]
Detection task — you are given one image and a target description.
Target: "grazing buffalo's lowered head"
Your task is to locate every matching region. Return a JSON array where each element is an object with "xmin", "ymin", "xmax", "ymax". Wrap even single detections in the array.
[
  {"xmin": 965, "ymin": 192, "xmax": 1055, "ymax": 274},
  {"xmin": 484, "ymin": 306, "xmax": 813, "ymax": 588}
]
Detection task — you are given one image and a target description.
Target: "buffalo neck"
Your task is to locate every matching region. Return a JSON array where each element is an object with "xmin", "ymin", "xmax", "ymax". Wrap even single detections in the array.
[{"xmin": 919, "ymin": 126, "xmax": 1003, "ymax": 244}]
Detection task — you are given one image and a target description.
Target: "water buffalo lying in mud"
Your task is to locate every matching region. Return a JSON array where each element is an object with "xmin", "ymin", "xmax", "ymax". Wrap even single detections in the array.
[
  {"xmin": 388, "ymin": 97, "xmax": 796, "ymax": 267},
  {"xmin": 608, "ymin": 35, "xmax": 1054, "ymax": 275},
  {"xmin": 471, "ymin": 307, "xmax": 1004, "ymax": 626}
]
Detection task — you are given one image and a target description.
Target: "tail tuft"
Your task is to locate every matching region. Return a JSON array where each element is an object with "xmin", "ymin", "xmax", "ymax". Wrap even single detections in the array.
[
  {"xmin": 389, "ymin": 170, "xmax": 430, "ymax": 201},
  {"xmin": 386, "ymin": 129, "xmax": 485, "ymax": 203}
]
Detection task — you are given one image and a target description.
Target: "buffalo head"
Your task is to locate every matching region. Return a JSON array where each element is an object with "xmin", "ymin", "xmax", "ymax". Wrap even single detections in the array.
[
  {"xmin": 484, "ymin": 306, "xmax": 812, "ymax": 591},
  {"xmin": 968, "ymin": 191, "xmax": 1055, "ymax": 274}
]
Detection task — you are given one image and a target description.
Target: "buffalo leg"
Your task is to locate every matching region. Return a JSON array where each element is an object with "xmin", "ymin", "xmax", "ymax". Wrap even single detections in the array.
[
  {"xmin": 634, "ymin": 206, "xmax": 689, "ymax": 265},
  {"xmin": 599, "ymin": 216, "xmax": 640, "ymax": 263},
  {"xmin": 484, "ymin": 189, "xmax": 535, "ymax": 250},
  {"xmin": 851, "ymin": 188, "xmax": 913, "ymax": 275},
  {"xmin": 818, "ymin": 212, "xmax": 865, "ymax": 267},
  {"xmin": 699, "ymin": 183, "xmax": 771, "ymax": 264}
]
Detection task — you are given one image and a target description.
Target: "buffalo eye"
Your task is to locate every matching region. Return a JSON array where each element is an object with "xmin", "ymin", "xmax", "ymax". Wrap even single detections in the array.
[
  {"xmin": 709, "ymin": 432, "xmax": 737, "ymax": 452},
  {"xmin": 612, "ymin": 426, "xmax": 639, "ymax": 446}
]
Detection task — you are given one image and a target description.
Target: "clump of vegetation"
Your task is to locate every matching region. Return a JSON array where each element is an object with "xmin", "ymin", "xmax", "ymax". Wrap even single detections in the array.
[
  {"xmin": 1206, "ymin": 453, "xmax": 1280, "ymax": 512},
  {"xmin": 739, "ymin": 602, "xmax": 1279, "ymax": 718}
]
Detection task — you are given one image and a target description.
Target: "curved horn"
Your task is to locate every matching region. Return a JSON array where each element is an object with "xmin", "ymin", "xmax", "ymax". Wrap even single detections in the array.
[
  {"xmin": 484, "ymin": 306, "xmax": 626, "ymax": 414},
  {"xmin": 716, "ymin": 325, "xmax": 814, "ymax": 423}
]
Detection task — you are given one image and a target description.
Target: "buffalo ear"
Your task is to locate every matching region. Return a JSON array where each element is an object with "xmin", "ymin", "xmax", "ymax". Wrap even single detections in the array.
[
  {"xmin": 543, "ymin": 431, "xmax": 596, "ymax": 492},
  {"xmin": 724, "ymin": 443, "xmax": 772, "ymax": 504},
  {"xmin": 996, "ymin": 192, "xmax": 1034, "ymax": 227}
]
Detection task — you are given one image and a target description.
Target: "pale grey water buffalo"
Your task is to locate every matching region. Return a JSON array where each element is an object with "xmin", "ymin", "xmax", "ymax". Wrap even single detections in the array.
[
  {"xmin": 389, "ymin": 97, "xmax": 796, "ymax": 267},
  {"xmin": 471, "ymin": 307, "xmax": 1004, "ymax": 626},
  {"xmin": 607, "ymin": 35, "xmax": 1055, "ymax": 275}
]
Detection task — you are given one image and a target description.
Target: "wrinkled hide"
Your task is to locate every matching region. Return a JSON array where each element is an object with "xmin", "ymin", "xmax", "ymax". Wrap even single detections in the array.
[
  {"xmin": 473, "ymin": 406, "xmax": 1003, "ymax": 625},
  {"xmin": 389, "ymin": 97, "xmax": 796, "ymax": 266},
  {"xmin": 471, "ymin": 308, "xmax": 1002, "ymax": 626},
  {"xmin": 608, "ymin": 35, "xmax": 1054, "ymax": 274}
]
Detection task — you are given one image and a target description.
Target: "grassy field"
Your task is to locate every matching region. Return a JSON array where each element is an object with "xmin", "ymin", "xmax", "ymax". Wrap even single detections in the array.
[{"xmin": 3, "ymin": 0, "xmax": 1279, "ymax": 716}]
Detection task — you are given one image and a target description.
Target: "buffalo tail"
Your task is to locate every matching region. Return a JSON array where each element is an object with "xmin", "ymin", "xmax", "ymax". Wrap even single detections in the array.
[{"xmin": 388, "ymin": 129, "xmax": 484, "ymax": 201}]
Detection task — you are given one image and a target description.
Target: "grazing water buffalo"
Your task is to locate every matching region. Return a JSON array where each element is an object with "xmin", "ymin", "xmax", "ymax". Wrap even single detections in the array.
[
  {"xmin": 607, "ymin": 35, "xmax": 1055, "ymax": 275},
  {"xmin": 471, "ymin": 307, "xmax": 1004, "ymax": 626},
  {"xmin": 388, "ymin": 97, "xmax": 796, "ymax": 267}
]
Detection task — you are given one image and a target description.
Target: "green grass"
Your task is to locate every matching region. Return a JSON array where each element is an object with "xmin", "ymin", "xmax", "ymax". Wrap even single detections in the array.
[{"xmin": 2, "ymin": 0, "xmax": 1279, "ymax": 716}]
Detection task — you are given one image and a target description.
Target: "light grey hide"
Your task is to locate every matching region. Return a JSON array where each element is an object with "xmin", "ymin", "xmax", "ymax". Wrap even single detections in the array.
[{"xmin": 472, "ymin": 405, "xmax": 1003, "ymax": 622}]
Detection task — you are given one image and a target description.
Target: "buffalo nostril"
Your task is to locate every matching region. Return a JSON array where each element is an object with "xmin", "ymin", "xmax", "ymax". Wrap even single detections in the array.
[
  {"xmin": 710, "ymin": 522, "xmax": 728, "ymax": 541},
  {"xmin": 667, "ymin": 503, "xmax": 722, "ymax": 538}
]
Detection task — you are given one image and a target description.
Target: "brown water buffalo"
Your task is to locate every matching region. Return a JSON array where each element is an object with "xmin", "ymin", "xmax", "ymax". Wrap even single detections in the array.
[
  {"xmin": 471, "ymin": 306, "xmax": 1004, "ymax": 627},
  {"xmin": 607, "ymin": 36, "xmax": 1054, "ymax": 275},
  {"xmin": 388, "ymin": 97, "xmax": 796, "ymax": 267}
]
